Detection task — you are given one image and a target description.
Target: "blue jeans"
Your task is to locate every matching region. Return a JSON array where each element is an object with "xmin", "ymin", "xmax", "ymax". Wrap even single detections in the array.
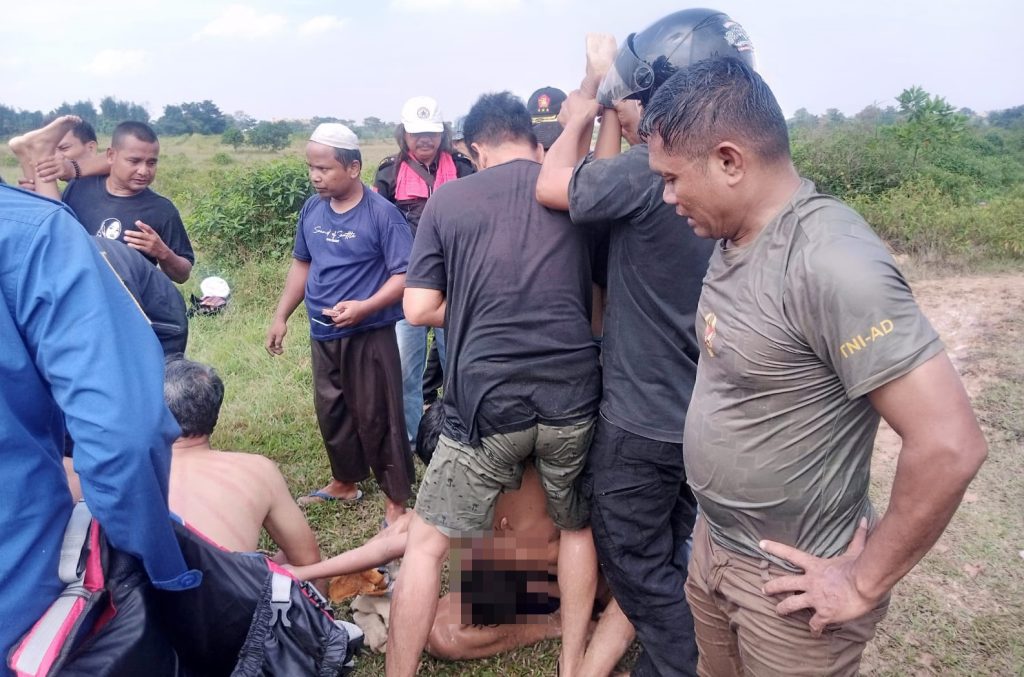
[{"xmin": 395, "ymin": 320, "xmax": 446, "ymax": 443}]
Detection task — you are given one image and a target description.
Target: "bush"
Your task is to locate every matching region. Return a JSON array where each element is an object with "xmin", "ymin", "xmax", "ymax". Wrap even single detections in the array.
[
  {"xmin": 187, "ymin": 158, "xmax": 312, "ymax": 261},
  {"xmin": 210, "ymin": 152, "xmax": 235, "ymax": 166},
  {"xmin": 221, "ymin": 127, "xmax": 244, "ymax": 150},
  {"xmin": 791, "ymin": 127, "xmax": 912, "ymax": 199},
  {"xmin": 851, "ymin": 179, "xmax": 1024, "ymax": 260},
  {"xmin": 246, "ymin": 121, "xmax": 292, "ymax": 151}
]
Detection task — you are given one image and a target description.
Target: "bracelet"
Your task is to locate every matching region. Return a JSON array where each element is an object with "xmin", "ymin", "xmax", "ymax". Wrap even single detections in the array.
[{"xmin": 70, "ymin": 159, "xmax": 81, "ymax": 180}]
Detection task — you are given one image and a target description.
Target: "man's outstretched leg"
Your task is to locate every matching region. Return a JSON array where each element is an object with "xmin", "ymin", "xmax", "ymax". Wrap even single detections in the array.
[
  {"xmin": 386, "ymin": 512, "xmax": 449, "ymax": 677},
  {"xmin": 8, "ymin": 115, "xmax": 80, "ymax": 200}
]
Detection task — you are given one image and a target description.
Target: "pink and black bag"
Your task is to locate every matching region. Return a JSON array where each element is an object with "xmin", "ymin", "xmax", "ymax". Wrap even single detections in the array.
[
  {"xmin": 8, "ymin": 503, "xmax": 360, "ymax": 676},
  {"xmin": 8, "ymin": 502, "xmax": 180, "ymax": 676}
]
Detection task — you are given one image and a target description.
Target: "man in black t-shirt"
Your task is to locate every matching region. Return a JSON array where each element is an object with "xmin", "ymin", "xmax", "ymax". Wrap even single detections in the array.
[
  {"xmin": 534, "ymin": 24, "xmax": 724, "ymax": 675},
  {"xmin": 388, "ymin": 92, "xmax": 601, "ymax": 677},
  {"xmin": 63, "ymin": 122, "xmax": 194, "ymax": 283}
]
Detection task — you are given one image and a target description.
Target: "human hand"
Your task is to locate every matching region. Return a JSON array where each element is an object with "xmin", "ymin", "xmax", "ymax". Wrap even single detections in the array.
[
  {"xmin": 325, "ymin": 299, "xmax": 369, "ymax": 327},
  {"xmin": 35, "ymin": 154, "xmax": 73, "ymax": 183},
  {"xmin": 760, "ymin": 518, "xmax": 880, "ymax": 636},
  {"xmin": 582, "ymin": 33, "xmax": 618, "ymax": 97},
  {"xmin": 124, "ymin": 221, "xmax": 171, "ymax": 259},
  {"xmin": 266, "ymin": 318, "xmax": 288, "ymax": 355},
  {"xmin": 558, "ymin": 90, "xmax": 602, "ymax": 128},
  {"xmin": 17, "ymin": 177, "xmax": 36, "ymax": 191}
]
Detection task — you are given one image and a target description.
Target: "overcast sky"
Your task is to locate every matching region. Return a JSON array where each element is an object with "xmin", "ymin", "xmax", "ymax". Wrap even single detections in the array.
[{"xmin": 2, "ymin": 0, "xmax": 1020, "ymax": 124}]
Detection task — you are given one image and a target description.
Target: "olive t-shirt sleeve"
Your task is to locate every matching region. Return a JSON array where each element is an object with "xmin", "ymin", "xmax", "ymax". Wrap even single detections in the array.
[
  {"xmin": 405, "ymin": 198, "xmax": 446, "ymax": 291},
  {"xmin": 787, "ymin": 233, "xmax": 943, "ymax": 400},
  {"xmin": 568, "ymin": 149, "xmax": 655, "ymax": 225}
]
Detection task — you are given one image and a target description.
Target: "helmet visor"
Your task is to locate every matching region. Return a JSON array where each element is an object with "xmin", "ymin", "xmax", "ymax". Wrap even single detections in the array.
[{"xmin": 597, "ymin": 34, "xmax": 655, "ymax": 107}]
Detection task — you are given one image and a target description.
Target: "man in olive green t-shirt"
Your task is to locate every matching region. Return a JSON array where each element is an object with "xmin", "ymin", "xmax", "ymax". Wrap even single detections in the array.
[{"xmin": 642, "ymin": 58, "xmax": 987, "ymax": 676}]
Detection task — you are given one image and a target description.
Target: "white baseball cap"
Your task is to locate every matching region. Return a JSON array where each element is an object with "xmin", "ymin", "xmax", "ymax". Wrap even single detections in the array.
[
  {"xmin": 310, "ymin": 123, "xmax": 360, "ymax": 150},
  {"xmin": 401, "ymin": 96, "xmax": 444, "ymax": 134}
]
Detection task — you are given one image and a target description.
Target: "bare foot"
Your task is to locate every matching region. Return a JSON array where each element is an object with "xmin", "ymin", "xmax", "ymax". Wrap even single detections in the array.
[
  {"xmin": 9, "ymin": 115, "xmax": 81, "ymax": 167},
  {"xmin": 7, "ymin": 134, "xmax": 34, "ymax": 180}
]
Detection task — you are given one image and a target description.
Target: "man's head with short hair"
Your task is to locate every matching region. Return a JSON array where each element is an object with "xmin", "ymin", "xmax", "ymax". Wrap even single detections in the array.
[
  {"xmin": 639, "ymin": 56, "xmax": 789, "ymax": 165},
  {"xmin": 643, "ymin": 57, "xmax": 796, "ymax": 244},
  {"xmin": 106, "ymin": 121, "xmax": 160, "ymax": 194},
  {"xmin": 462, "ymin": 92, "xmax": 539, "ymax": 165},
  {"xmin": 57, "ymin": 121, "xmax": 98, "ymax": 160},
  {"xmin": 164, "ymin": 358, "xmax": 224, "ymax": 438},
  {"xmin": 111, "ymin": 121, "xmax": 159, "ymax": 149}
]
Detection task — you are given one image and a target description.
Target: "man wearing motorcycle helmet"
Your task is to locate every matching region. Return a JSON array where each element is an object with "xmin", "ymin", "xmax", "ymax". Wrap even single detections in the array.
[{"xmin": 536, "ymin": 9, "xmax": 754, "ymax": 677}]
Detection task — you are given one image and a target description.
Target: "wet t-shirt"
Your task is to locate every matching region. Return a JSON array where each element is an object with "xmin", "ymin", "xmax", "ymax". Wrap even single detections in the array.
[
  {"xmin": 569, "ymin": 145, "xmax": 713, "ymax": 443},
  {"xmin": 407, "ymin": 159, "xmax": 601, "ymax": 445},
  {"xmin": 684, "ymin": 179, "xmax": 942, "ymax": 568}
]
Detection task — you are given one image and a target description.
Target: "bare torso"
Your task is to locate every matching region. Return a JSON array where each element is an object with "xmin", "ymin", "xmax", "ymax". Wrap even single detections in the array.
[{"xmin": 169, "ymin": 441, "xmax": 283, "ymax": 552}]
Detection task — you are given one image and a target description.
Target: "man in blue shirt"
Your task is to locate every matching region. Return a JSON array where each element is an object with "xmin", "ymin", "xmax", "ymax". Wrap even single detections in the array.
[
  {"xmin": 0, "ymin": 185, "xmax": 200, "ymax": 668},
  {"xmin": 266, "ymin": 123, "xmax": 414, "ymax": 527}
]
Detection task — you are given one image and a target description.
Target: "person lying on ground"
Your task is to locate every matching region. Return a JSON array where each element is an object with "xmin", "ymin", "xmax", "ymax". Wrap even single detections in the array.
[{"xmin": 288, "ymin": 404, "xmax": 635, "ymax": 671}]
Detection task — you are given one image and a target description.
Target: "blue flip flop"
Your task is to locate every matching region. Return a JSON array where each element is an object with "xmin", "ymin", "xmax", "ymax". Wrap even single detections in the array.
[{"xmin": 297, "ymin": 489, "xmax": 363, "ymax": 506}]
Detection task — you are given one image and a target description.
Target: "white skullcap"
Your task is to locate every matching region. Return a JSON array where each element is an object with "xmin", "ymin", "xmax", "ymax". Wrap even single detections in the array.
[{"xmin": 310, "ymin": 123, "xmax": 360, "ymax": 150}]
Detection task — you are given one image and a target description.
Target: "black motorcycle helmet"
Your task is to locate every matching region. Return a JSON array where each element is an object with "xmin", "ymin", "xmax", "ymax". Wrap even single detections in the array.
[{"xmin": 598, "ymin": 8, "xmax": 755, "ymax": 107}]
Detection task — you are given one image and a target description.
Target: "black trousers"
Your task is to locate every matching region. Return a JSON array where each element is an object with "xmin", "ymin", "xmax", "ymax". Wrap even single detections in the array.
[
  {"xmin": 310, "ymin": 326, "xmax": 413, "ymax": 503},
  {"xmin": 582, "ymin": 414, "xmax": 699, "ymax": 677}
]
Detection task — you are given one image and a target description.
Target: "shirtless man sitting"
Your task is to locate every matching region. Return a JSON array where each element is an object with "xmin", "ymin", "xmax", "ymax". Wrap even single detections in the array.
[
  {"xmin": 62, "ymin": 357, "xmax": 322, "ymax": 568},
  {"xmin": 163, "ymin": 357, "xmax": 322, "ymax": 566}
]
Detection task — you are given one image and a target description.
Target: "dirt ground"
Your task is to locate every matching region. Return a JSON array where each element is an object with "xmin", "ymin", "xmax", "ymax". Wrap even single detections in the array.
[
  {"xmin": 862, "ymin": 271, "xmax": 1024, "ymax": 675},
  {"xmin": 870, "ymin": 272, "xmax": 1024, "ymax": 467}
]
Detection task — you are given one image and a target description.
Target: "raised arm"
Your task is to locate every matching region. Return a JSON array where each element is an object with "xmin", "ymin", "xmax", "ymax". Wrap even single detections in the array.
[{"xmin": 535, "ymin": 92, "xmax": 601, "ymax": 211}]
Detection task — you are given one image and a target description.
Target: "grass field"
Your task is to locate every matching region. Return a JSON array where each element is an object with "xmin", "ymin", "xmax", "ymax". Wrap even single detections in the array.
[{"xmin": 2, "ymin": 134, "xmax": 1022, "ymax": 675}]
